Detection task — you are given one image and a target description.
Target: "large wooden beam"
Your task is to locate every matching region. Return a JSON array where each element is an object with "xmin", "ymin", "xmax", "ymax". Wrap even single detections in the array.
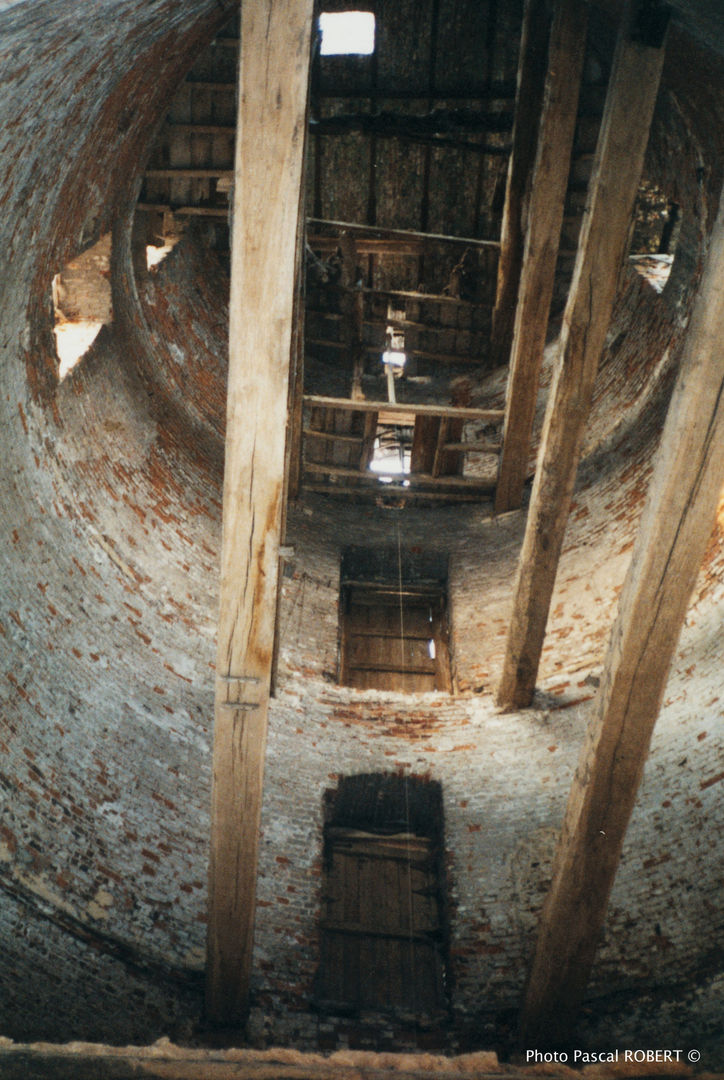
[
  {"xmin": 520, "ymin": 181, "xmax": 724, "ymax": 1047},
  {"xmin": 496, "ymin": 0, "xmax": 668, "ymax": 711},
  {"xmin": 206, "ymin": 0, "xmax": 313, "ymax": 1027},
  {"xmin": 494, "ymin": 0, "xmax": 588, "ymax": 513},
  {"xmin": 303, "ymin": 395, "xmax": 504, "ymax": 422},
  {"xmin": 490, "ymin": 0, "xmax": 551, "ymax": 367}
]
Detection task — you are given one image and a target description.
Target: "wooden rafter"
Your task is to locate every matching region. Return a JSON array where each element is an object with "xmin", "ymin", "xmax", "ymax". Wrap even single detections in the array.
[
  {"xmin": 520, "ymin": 179, "xmax": 724, "ymax": 1047},
  {"xmin": 496, "ymin": 0, "xmax": 669, "ymax": 711},
  {"xmin": 494, "ymin": 0, "xmax": 588, "ymax": 513},
  {"xmin": 206, "ymin": 0, "xmax": 313, "ymax": 1027}
]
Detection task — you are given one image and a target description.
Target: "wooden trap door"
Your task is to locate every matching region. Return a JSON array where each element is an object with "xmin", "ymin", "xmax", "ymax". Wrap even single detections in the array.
[
  {"xmin": 318, "ymin": 830, "xmax": 444, "ymax": 1015},
  {"xmin": 341, "ymin": 586, "xmax": 450, "ymax": 692}
]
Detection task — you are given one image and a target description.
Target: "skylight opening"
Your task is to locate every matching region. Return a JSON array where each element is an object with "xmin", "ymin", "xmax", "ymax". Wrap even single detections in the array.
[{"xmin": 319, "ymin": 11, "xmax": 375, "ymax": 56}]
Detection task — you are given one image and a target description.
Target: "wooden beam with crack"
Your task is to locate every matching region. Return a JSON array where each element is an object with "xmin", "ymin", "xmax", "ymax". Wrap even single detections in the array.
[
  {"xmin": 205, "ymin": 0, "xmax": 314, "ymax": 1027},
  {"xmin": 496, "ymin": 0, "xmax": 669, "ymax": 711},
  {"xmin": 520, "ymin": 176, "xmax": 724, "ymax": 1048}
]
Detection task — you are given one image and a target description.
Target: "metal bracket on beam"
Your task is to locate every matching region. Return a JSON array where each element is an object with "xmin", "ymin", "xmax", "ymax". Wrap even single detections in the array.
[{"xmin": 217, "ymin": 701, "xmax": 261, "ymax": 713}]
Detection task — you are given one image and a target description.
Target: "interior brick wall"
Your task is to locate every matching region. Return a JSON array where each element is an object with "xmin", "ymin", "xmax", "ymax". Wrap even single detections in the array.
[{"xmin": 0, "ymin": 0, "xmax": 722, "ymax": 1062}]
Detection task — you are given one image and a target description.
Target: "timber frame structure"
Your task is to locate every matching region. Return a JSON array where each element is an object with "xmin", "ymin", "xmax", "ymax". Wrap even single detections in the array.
[
  {"xmin": 197, "ymin": 0, "xmax": 724, "ymax": 1048},
  {"xmin": 2, "ymin": 0, "xmax": 724, "ymax": 1061}
]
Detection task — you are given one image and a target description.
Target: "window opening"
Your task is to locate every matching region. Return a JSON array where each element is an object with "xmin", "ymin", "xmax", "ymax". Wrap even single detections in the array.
[
  {"xmin": 145, "ymin": 211, "xmax": 184, "ymax": 271},
  {"xmin": 317, "ymin": 774, "xmax": 447, "ymax": 1018},
  {"xmin": 52, "ymin": 233, "xmax": 112, "ymax": 380},
  {"xmin": 629, "ymin": 182, "xmax": 680, "ymax": 294},
  {"xmin": 146, "ymin": 242, "xmax": 177, "ymax": 270},
  {"xmin": 319, "ymin": 11, "xmax": 375, "ymax": 56},
  {"xmin": 339, "ymin": 547, "xmax": 451, "ymax": 693}
]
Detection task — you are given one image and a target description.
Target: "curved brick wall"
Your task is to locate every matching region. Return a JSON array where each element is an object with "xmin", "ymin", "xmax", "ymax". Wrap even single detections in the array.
[{"xmin": 0, "ymin": 0, "xmax": 722, "ymax": 1061}]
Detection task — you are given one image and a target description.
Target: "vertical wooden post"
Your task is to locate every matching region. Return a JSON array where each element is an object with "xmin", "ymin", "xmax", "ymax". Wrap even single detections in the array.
[
  {"xmin": 206, "ymin": 0, "xmax": 314, "ymax": 1027},
  {"xmin": 520, "ymin": 180, "xmax": 724, "ymax": 1047},
  {"xmin": 339, "ymin": 233, "xmax": 365, "ymax": 399},
  {"xmin": 496, "ymin": 0, "xmax": 668, "ymax": 711},
  {"xmin": 490, "ymin": 0, "xmax": 551, "ymax": 366},
  {"xmin": 494, "ymin": 0, "xmax": 588, "ymax": 513}
]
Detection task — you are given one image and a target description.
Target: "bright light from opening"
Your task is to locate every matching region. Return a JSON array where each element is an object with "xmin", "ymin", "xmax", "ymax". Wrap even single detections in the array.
[
  {"xmin": 54, "ymin": 322, "xmax": 103, "ymax": 380},
  {"xmin": 382, "ymin": 349, "xmax": 407, "ymax": 368},
  {"xmin": 319, "ymin": 11, "xmax": 375, "ymax": 55},
  {"xmin": 146, "ymin": 244, "xmax": 175, "ymax": 270},
  {"xmin": 369, "ymin": 435, "xmax": 411, "ymax": 477}
]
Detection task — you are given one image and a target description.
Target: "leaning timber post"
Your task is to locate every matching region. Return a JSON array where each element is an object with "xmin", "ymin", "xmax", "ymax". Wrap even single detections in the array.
[
  {"xmin": 490, "ymin": 0, "xmax": 551, "ymax": 368},
  {"xmin": 206, "ymin": 0, "xmax": 314, "ymax": 1027},
  {"xmin": 520, "ymin": 178, "xmax": 724, "ymax": 1047},
  {"xmin": 494, "ymin": 0, "xmax": 588, "ymax": 514},
  {"xmin": 496, "ymin": 0, "xmax": 669, "ymax": 711}
]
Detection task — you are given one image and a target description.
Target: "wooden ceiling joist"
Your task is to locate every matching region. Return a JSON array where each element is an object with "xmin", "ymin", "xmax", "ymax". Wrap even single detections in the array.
[
  {"xmin": 307, "ymin": 218, "xmax": 500, "ymax": 251},
  {"xmin": 303, "ymin": 395, "xmax": 503, "ymax": 423},
  {"xmin": 494, "ymin": 0, "xmax": 588, "ymax": 513},
  {"xmin": 496, "ymin": 0, "xmax": 669, "ymax": 711},
  {"xmin": 206, "ymin": 0, "xmax": 313, "ymax": 1028},
  {"xmin": 303, "ymin": 482, "xmax": 495, "ymax": 504},
  {"xmin": 362, "ymin": 286, "xmax": 489, "ymax": 306},
  {"xmin": 136, "ymin": 203, "xmax": 228, "ymax": 217},
  {"xmin": 520, "ymin": 178, "xmax": 724, "ymax": 1047},
  {"xmin": 303, "ymin": 464, "xmax": 496, "ymax": 497},
  {"xmin": 308, "ymin": 237, "xmax": 421, "ymax": 256}
]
